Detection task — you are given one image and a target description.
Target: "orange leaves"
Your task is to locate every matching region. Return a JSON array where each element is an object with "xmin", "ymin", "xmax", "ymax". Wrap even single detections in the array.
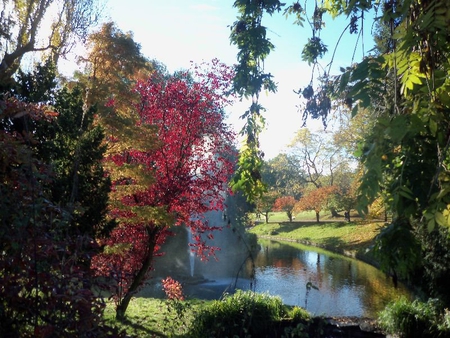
[
  {"xmin": 295, "ymin": 186, "xmax": 338, "ymax": 213},
  {"xmin": 274, "ymin": 196, "xmax": 297, "ymax": 212}
]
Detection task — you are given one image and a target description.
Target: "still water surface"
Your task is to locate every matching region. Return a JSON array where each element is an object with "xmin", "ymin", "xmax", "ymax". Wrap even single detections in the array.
[
  {"xmin": 247, "ymin": 239, "xmax": 411, "ymax": 317},
  {"xmin": 145, "ymin": 237, "xmax": 412, "ymax": 318}
]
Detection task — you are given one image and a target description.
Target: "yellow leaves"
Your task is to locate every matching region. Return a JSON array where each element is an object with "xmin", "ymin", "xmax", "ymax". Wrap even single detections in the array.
[
  {"xmin": 103, "ymin": 242, "xmax": 132, "ymax": 255},
  {"xmin": 132, "ymin": 206, "xmax": 175, "ymax": 227}
]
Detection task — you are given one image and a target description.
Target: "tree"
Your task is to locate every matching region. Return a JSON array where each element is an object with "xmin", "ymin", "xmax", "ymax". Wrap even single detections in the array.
[
  {"xmin": 228, "ymin": 1, "xmax": 281, "ymax": 202},
  {"xmin": 0, "ymin": 89, "xmax": 118, "ymax": 337},
  {"xmin": 262, "ymin": 153, "xmax": 305, "ymax": 199},
  {"xmin": 287, "ymin": 128, "xmax": 347, "ymax": 189},
  {"xmin": 92, "ymin": 60, "xmax": 236, "ymax": 319},
  {"xmin": 273, "ymin": 196, "xmax": 297, "ymax": 222},
  {"xmin": 0, "ymin": 0, "xmax": 102, "ymax": 86},
  {"xmin": 229, "ymin": 0, "xmax": 450, "ymax": 302},
  {"xmin": 76, "ymin": 22, "xmax": 155, "ymax": 114},
  {"xmin": 255, "ymin": 190, "xmax": 279, "ymax": 223},
  {"xmin": 13, "ymin": 59, "xmax": 114, "ymax": 246},
  {"xmin": 295, "ymin": 186, "xmax": 338, "ymax": 223}
]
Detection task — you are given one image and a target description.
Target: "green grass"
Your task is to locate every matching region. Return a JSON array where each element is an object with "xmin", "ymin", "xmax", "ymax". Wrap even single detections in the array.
[
  {"xmin": 102, "ymin": 292, "xmax": 317, "ymax": 337},
  {"xmin": 103, "ymin": 297, "xmax": 213, "ymax": 337},
  {"xmin": 256, "ymin": 210, "xmax": 319, "ymax": 223},
  {"xmin": 249, "ymin": 211, "xmax": 385, "ymax": 265}
]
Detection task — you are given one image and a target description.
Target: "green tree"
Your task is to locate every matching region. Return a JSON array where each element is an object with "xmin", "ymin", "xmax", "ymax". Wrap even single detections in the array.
[
  {"xmin": 15, "ymin": 59, "xmax": 114, "ymax": 242},
  {"xmin": 262, "ymin": 153, "xmax": 305, "ymax": 199},
  {"xmin": 229, "ymin": 0, "xmax": 450, "ymax": 302},
  {"xmin": 255, "ymin": 190, "xmax": 279, "ymax": 223},
  {"xmin": 0, "ymin": 73, "xmax": 117, "ymax": 337},
  {"xmin": 229, "ymin": 0, "xmax": 281, "ymax": 202}
]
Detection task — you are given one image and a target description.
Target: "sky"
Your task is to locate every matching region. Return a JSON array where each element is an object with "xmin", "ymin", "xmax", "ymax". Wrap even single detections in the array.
[{"xmin": 98, "ymin": 0, "xmax": 374, "ymax": 159}]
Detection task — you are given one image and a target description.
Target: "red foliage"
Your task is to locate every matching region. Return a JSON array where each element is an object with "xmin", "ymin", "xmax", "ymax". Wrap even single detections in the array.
[
  {"xmin": 273, "ymin": 196, "xmax": 297, "ymax": 212},
  {"xmin": 92, "ymin": 60, "xmax": 236, "ymax": 313},
  {"xmin": 273, "ymin": 196, "xmax": 298, "ymax": 221},
  {"xmin": 162, "ymin": 277, "xmax": 185, "ymax": 301}
]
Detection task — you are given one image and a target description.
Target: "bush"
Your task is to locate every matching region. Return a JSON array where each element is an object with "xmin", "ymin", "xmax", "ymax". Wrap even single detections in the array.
[
  {"xmin": 188, "ymin": 290, "xmax": 287, "ymax": 337},
  {"xmin": 289, "ymin": 306, "xmax": 311, "ymax": 322},
  {"xmin": 378, "ymin": 297, "xmax": 447, "ymax": 338},
  {"xmin": 415, "ymin": 225, "xmax": 450, "ymax": 307}
]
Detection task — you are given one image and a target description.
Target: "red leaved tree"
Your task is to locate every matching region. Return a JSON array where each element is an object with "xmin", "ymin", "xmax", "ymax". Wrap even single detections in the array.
[
  {"xmin": 273, "ymin": 196, "xmax": 298, "ymax": 222},
  {"xmin": 295, "ymin": 186, "xmax": 338, "ymax": 222},
  {"xmin": 92, "ymin": 59, "xmax": 236, "ymax": 319}
]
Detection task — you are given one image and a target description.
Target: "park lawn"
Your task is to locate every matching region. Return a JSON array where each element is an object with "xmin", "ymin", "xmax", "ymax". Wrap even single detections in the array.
[
  {"xmin": 248, "ymin": 217, "xmax": 385, "ymax": 265},
  {"xmin": 103, "ymin": 297, "xmax": 211, "ymax": 337},
  {"xmin": 256, "ymin": 210, "xmax": 318, "ymax": 223}
]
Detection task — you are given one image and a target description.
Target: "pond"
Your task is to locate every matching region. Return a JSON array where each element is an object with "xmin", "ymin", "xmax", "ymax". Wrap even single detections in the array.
[
  {"xmin": 140, "ymin": 218, "xmax": 412, "ymax": 318},
  {"xmin": 244, "ymin": 239, "xmax": 412, "ymax": 317}
]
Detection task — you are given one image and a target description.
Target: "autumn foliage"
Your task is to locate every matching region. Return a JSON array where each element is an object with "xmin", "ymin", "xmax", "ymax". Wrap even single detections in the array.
[
  {"xmin": 295, "ymin": 186, "xmax": 338, "ymax": 222},
  {"xmin": 92, "ymin": 60, "xmax": 236, "ymax": 318},
  {"xmin": 273, "ymin": 196, "xmax": 298, "ymax": 222}
]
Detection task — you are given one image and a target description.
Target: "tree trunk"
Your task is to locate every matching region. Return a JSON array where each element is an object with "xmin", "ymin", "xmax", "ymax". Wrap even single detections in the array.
[
  {"xmin": 116, "ymin": 226, "xmax": 159, "ymax": 320},
  {"xmin": 264, "ymin": 212, "xmax": 269, "ymax": 224},
  {"xmin": 330, "ymin": 208, "xmax": 339, "ymax": 218},
  {"xmin": 315, "ymin": 211, "xmax": 320, "ymax": 223}
]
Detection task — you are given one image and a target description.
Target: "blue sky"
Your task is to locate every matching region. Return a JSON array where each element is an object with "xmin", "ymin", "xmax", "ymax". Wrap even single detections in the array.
[{"xmin": 103, "ymin": 0, "xmax": 374, "ymax": 159}]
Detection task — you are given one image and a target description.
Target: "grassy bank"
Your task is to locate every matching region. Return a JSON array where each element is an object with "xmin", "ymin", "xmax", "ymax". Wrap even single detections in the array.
[{"xmin": 248, "ymin": 212, "xmax": 385, "ymax": 267}]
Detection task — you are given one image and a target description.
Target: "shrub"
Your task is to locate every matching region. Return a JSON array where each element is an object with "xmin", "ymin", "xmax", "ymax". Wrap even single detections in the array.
[
  {"xmin": 188, "ymin": 290, "xmax": 287, "ymax": 337},
  {"xmin": 378, "ymin": 297, "xmax": 444, "ymax": 338},
  {"xmin": 290, "ymin": 306, "xmax": 311, "ymax": 322}
]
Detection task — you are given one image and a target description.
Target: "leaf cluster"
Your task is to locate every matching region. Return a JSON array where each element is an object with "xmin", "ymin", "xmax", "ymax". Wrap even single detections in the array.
[{"xmin": 0, "ymin": 70, "xmax": 118, "ymax": 335}]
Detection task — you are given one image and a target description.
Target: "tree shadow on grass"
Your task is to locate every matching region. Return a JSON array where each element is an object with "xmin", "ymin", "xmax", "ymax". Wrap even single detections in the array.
[
  {"xmin": 278, "ymin": 220, "xmax": 346, "ymax": 229},
  {"xmin": 117, "ymin": 317, "xmax": 163, "ymax": 337},
  {"xmin": 320, "ymin": 236, "xmax": 346, "ymax": 249}
]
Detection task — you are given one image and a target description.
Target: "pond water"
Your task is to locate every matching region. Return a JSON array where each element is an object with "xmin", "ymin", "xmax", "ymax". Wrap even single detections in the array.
[
  {"xmin": 141, "ymin": 217, "xmax": 412, "ymax": 318},
  {"xmin": 246, "ymin": 239, "xmax": 412, "ymax": 317}
]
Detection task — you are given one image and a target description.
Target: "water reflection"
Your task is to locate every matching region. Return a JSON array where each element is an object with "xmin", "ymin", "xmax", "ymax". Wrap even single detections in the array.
[
  {"xmin": 141, "ymin": 230, "xmax": 412, "ymax": 318},
  {"xmin": 249, "ymin": 239, "xmax": 412, "ymax": 317}
]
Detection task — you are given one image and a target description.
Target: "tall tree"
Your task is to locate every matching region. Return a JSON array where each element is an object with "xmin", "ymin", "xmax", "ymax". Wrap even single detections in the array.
[
  {"xmin": 0, "ymin": 83, "xmax": 117, "ymax": 337},
  {"xmin": 77, "ymin": 22, "xmax": 155, "ymax": 114},
  {"xmin": 229, "ymin": 0, "xmax": 450, "ymax": 301},
  {"xmin": 92, "ymin": 60, "xmax": 236, "ymax": 319},
  {"xmin": 0, "ymin": 0, "xmax": 102, "ymax": 86},
  {"xmin": 287, "ymin": 128, "xmax": 346, "ymax": 188},
  {"xmin": 262, "ymin": 153, "xmax": 305, "ymax": 199},
  {"xmin": 14, "ymin": 59, "xmax": 114, "ymax": 243}
]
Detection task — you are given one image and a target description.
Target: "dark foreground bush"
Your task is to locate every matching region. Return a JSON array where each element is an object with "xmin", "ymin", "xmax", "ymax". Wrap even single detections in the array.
[
  {"xmin": 186, "ymin": 290, "xmax": 326, "ymax": 338},
  {"xmin": 378, "ymin": 297, "xmax": 450, "ymax": 338},
  {"xmin": 188, "ymin": 290, "xmax": 287, "ymax": 337}
]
